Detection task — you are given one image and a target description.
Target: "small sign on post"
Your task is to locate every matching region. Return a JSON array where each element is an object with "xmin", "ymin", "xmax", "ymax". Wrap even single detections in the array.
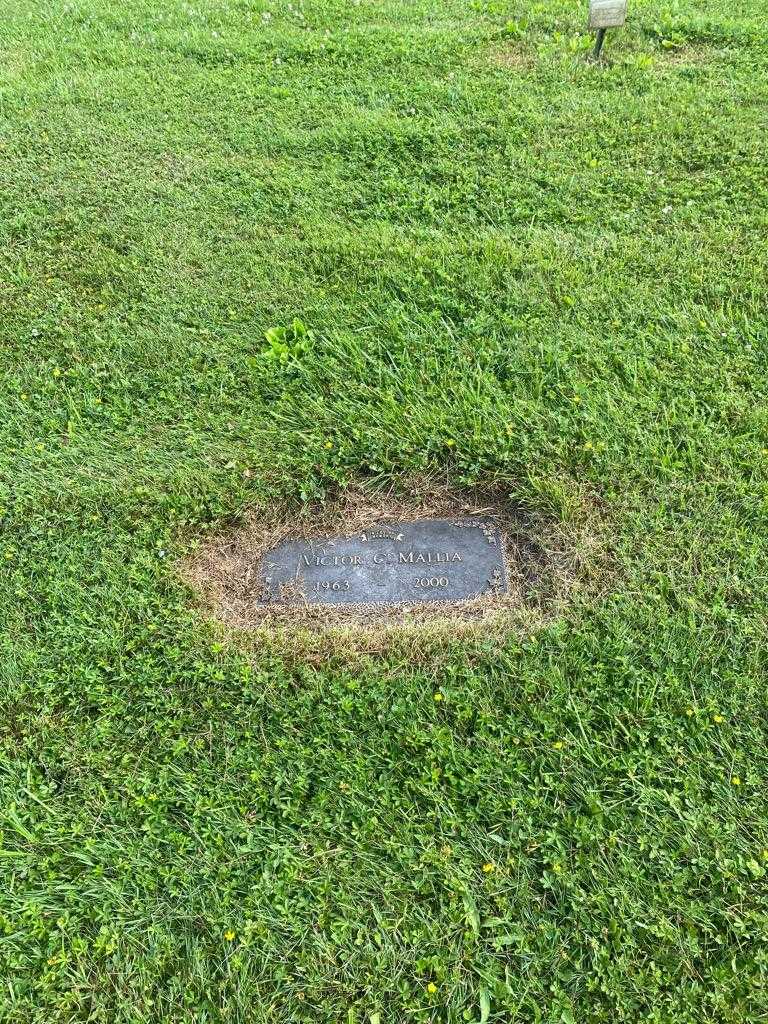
[
  {"xmin": 588, "ymin": 0, "xmax": 627, "ymax": 59},
  {"xmin": 589, "ymin": 0, "xmax": 627, "ymax": 29}
]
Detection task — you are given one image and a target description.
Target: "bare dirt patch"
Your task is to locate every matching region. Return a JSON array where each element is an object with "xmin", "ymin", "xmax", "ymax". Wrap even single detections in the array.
[{"xmin": 181, "ymin": 478, "xmax": 607, "ymax": 649}]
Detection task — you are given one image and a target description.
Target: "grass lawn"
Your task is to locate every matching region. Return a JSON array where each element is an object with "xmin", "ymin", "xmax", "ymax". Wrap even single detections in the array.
[{"xmin": 2, "ymin": 0, "xmax": 768, "ymax": 1020}]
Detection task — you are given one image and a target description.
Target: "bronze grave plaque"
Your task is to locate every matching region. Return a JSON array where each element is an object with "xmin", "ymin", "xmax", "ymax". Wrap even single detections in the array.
[{"xmin": 259, "ymin": 519, "xmax": 507, "ymax": 607}]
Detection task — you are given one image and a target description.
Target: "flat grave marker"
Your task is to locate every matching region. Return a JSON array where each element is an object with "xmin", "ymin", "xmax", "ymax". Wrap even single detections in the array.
[{"xmin": 259, "ymin": 518, "xmax": 507, "ymax": 607}]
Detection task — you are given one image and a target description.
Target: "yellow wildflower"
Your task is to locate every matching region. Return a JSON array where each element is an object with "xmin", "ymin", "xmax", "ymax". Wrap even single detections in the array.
[
  {"xmin": 427, "ymin": 982, "xmax": 437, "ymax": 994},
  {"xmin": 482, "ymin": 862, "xmax": 494, "ymax": 873},
  {"xmin": 224, "ymin": 930, "xmax": 236, "ymax": 941}
]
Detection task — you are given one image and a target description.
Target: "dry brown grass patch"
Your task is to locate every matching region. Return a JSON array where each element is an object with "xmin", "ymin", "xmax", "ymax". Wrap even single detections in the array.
[
  {"xmin": 656, "ymin": 45, "xmax": 718, "ymax": 67},
  {"xmin": 180, "ymin": 477, "xmax": 609, "ymax": 656},
  {"xmin": 488, "ymin": 44, "xmax": 535, "ymax": 71}
]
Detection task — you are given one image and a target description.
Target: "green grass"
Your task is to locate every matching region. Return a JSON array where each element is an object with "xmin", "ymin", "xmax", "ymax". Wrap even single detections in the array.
[{"xmin": 2, "ymin": 0, "xmax": 768, "ymax": 1019}]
